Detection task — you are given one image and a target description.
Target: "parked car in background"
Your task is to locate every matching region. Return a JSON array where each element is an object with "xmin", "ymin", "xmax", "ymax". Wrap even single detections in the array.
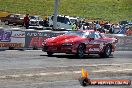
[
  {"xmin": 48, "ymin": 15, "xmax": 78, "ymax": 30},
  {"xmin": 0, "ymin": 14, "xmax": 25, "ymax": 26},
  {"xmin": 29, "ymin": 15, "xmax": 44, "ymax": 26},
  {"xmin": 42, "ymin": 30, "xmax": 118, "ymax": 58}
]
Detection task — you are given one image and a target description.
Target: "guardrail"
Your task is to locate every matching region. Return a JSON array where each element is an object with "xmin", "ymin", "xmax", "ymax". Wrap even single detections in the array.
[{"xmin": 0, "ymin": 28, "xmax": 132, "ymax": 51}]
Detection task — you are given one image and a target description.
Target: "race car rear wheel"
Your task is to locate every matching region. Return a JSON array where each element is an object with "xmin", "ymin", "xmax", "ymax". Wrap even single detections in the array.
[
  {"xmin": 99, "ymin": 45, "xmax": 111, "ymax": 58},
  {"xmin": 47, "ymin": 52, "xmax": 53, "ymax": 56},
  {"xmin": 77, "ymin": 44, "xmax": 85, "ymax": 58}
]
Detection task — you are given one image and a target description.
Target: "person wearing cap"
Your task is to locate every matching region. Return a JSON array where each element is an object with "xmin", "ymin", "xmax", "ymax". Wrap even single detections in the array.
[{"xmin": 43, "ymin": 16, "xmax": 49, "ymax": 27}]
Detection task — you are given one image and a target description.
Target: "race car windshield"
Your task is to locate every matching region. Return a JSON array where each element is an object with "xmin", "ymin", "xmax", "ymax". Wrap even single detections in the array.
[{"xmin": 65, "ymin": 31, "xmax": 89, "ymax": 38}]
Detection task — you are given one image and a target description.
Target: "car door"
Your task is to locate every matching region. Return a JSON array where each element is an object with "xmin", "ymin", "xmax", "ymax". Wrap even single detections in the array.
[
  {"xmin": 7, "ymin": 14, "xmax": 14, "ymax": 23},
  {"xmin": 14, "ymin": 15, "xmax": 20, "ymax": 24},
  {"xmin": 86, "ymin": 32, "xmax": 102, "ymax": 53},
  {"xmin": 16, "ymin": 15, "xmax": 23, "ymax": 24}
]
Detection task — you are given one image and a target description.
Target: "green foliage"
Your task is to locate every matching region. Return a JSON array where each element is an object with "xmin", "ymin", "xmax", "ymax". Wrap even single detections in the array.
[{"xmin": 0, "ymin": 0, "xmax": 131, "ymax": 22}]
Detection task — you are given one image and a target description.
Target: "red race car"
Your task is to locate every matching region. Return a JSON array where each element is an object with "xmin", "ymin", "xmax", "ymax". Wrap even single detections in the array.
[{"xmin": 42, "ymin": 30, "xmax": 118, "ymax": 58}]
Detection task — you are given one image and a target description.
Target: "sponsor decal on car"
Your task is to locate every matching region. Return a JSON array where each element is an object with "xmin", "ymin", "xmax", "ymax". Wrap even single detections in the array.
[
  {"xmin": 89, "ymin": 48, "xmax": 100, "ymax": 51},
  {"xmin": 99, "ymin": 43, "xmax": 104, "ymax": 50}
]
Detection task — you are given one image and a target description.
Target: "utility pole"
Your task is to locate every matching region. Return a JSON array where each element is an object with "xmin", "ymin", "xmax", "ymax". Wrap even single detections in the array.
[{"xmin": 53, "ymin": 0, "xmax": 58, "ymax": 29}]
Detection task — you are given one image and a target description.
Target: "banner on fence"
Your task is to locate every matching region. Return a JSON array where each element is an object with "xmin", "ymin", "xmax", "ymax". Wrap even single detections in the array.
[
  {"xmin": 25, "ymin": 31, "xmax": 63, "ymax": 48},
  {"xmin": 105, "ymin": 34, "xmax": 132, "ymax": 51},
  {"xmin": 116, "ymin": 36, "xmax": 132, "ymax": 51},
  {"xmin": 0, "ymin": 29, "xmax": 25, "ymax": 48}
]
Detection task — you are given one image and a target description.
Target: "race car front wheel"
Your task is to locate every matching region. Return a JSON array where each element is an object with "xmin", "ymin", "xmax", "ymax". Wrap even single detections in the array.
[
  {"xmin": 99, "ymin": 45, "xmax": 111, "ymax": 58},
  {"xmin": 77, "ymin": 44, "xmax": 85, "ymax": 58},
  {"xmin": 47, "ymin": 52, "xmax": 53, "ymax": 56}
]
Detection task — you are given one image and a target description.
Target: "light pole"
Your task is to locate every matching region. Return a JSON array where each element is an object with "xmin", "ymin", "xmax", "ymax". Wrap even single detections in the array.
[{"xmin": 53, "ymin": 0, "xmax": 59, "ymax": 29}]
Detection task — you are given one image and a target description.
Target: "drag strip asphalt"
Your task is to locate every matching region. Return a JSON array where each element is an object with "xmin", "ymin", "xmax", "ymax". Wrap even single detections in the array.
[{"xmin": 0, "ymin": 50, "xmax": 131, "ymax": 88}]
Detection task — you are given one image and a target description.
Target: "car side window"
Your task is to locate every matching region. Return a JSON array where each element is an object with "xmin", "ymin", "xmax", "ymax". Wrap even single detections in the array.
[
  {"xmin": 95, "ymin": 32, "xmax": 102, "ymax": 39},
  {"xmin": 51, "ymin": 16, "xmax": 53, "ymax": 20},
  {"xmin": 39, "ymin": 17, "xmax": 43, "ymax": 20},
  {"xmin": 89, "ymin": 32, "xmax": 101, "ymax": 39},
  {"xmin": 57, "ymin": 17, "xmax": 64, "ymax": 23},
  {"xmin": 65, "ymin": 18, "xmax": 71, "ymax": 24},
  {"xmin": 36, "ymin": 17, "xmax": 39, "ymax": 20},
  {"xmin": 10, "ymin": 15, "xmax": 15, "ymax": 18},
  {"xmin": 15, "ymin": 15, "xmax": 20, "ymax": 19},
  {"xmin": 51, "ymin": 16, "xmax": 64, "ymax": 23}
]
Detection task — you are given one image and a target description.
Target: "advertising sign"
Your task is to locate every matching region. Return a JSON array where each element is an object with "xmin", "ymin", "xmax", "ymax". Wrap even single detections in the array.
[
  {"xmin": 116, "ymin": 36, "xmax": 132, "ymax": 51},
  {"xmin": 0, "ymin": 29, "xmax": 25, "ymax": 48},
  {"xmin": 105, "ymin": 34, "xmax": 132, "ymax": 51},
  {"xmin": 0, "ymin": 30, "xmax": 11, "ymax": 42},
  {"xmin": 25, "ymin": 31, "xmax": 63, "ymax": 48}
]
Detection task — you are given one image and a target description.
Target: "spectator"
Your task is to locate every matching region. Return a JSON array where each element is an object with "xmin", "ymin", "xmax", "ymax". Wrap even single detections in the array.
[
  {"xmin": 43, "ymin": 16, "xmax": 49, "ymax": 27},
  {"xmin": 24, "ymin": 14, "xmax": 30, "ymax": 29},
  {"xmin": 78, "ymin": 21, "xmax": 82, "ymax": 29},
  {"xmin": 96, "ymin": 21, "xmax": 101, "ymax": 30},
  {"xmin": 109, "ymin": 24, "xmax": 115, "ymax": 34},
  {"xmin": 94, "ymin": 27, "xmax": 97, "ymax": 31}
]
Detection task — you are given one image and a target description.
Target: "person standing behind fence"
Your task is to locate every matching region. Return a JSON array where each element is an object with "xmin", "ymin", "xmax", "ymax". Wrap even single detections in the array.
[
  {"xmin": 96, "ymin": 21, "xmax": 101, "ymax": 30},
  {"xmin": 109, "ymin": 24, "xmax": 115, "ymax": 34},
  {"xmin": 24, "ymin": 14, "xmax": 30, "ymax": 29},
  {"xmin": 43, "ymin": 16, "xmax": 49, "ymax": 27}
]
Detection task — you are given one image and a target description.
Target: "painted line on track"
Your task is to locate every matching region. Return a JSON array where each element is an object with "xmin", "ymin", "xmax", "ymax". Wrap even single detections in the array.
[
  {"xmin": 0, "ymin": 69, "xmax": 132, "ymax": 79},
  {"xmin": 50, "ymin": 63, "xmax": 132, "ymax": 68},
  {"xmin": 0, "ymin": 63, "xmax": 132, "ymax": 79},
  {"xmin": 0, "ymin": 71, "xmax": 81, "ymax": 79},
  {"xmin": 93, "ymin": 69, "xmax": 132, "ymax": 73}
]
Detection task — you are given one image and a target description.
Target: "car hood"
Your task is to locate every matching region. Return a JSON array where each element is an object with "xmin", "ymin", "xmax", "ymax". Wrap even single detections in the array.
[{"xmin": 46, "ymin": 34, "xmax": 84, "ymax": 44}]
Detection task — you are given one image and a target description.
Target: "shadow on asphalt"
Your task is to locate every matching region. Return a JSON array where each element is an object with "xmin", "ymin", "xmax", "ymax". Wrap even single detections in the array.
[{"xmin": 40, "ymin": 54, "xmax": 113, "ymax": 59}]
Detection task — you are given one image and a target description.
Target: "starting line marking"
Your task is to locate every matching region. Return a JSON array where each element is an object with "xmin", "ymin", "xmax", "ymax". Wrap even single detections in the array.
[
  {"xmin": 0, "ymin": 71, "xmax": 81, "ymax": 79},
  {"xmin": 93, "ymin": 69, "xmax": 132, "ymax": 73},
  {"xmin": 51, "ymin": 63, "xmax": 132, "ymax": 68}
]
